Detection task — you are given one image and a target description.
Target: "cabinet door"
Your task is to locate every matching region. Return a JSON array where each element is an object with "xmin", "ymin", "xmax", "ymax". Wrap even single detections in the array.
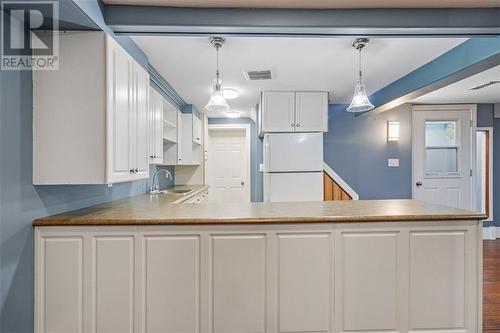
[
  {"xmin": 35, "ymin": 235, "xmax": 84, "ymax": 333},
  {"xmin": 192, "ymin": 109, "xmax": 202, "ymax": 145},
  {"xmin": 295, "ymin": 92, "xmax": 328, "ymax": 132},
  {"xmin": 106, "ymin": 37, "xmax": 133, "ymax": 183},
  {"xmin": 210, "ymin": 234, "xmax": 266, "ymax": 333},
  {"xmin": 178, "ymin": 113, "xmax": 198, "ymax": 165},
  {"xmin": 92, "ymin": 236, "xmax": 135, "ymax": 333},
  {"xmin": 277, "ymin": 232, "xmax": 334, "ymax": 332},
  {"xmin": 334, "ymin": 227, "xmax": 403, "ymax": 332},
  {"xmin": 134, "ymin": 64, "xmax": 149, "ymax": 178},
  {"xmin": 155, "ymin": 92, "xmax": 164, "ymax": 162},
  {"xmin": 261, "ymin": 92, "xmax": 295, "ymax": 133},
  {"xmin": 143, "ymin": 235, "xmax": 201, "ymax": 333},
  {"xmin": 148, "ymin": 89, "xmax": 156, "ymax": 163}
]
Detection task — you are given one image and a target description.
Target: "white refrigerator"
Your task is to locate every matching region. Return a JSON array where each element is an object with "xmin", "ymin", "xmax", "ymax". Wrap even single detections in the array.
[{"xmin": 263, "ymin": 133, "xmax": 324, "ymax": 202}]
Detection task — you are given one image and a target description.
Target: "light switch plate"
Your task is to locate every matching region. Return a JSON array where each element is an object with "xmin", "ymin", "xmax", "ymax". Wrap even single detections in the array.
[
  {"xmin": 259, "ymin": 163, "xmax": 265, "ymax": 172},
  {"xmin": 388, "ymin": 158, "xmax": 399, "ymax": 167}
]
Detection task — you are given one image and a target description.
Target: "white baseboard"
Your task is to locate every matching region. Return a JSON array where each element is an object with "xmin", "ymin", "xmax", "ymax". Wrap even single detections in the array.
[{"xmin": 483, "ymin": 226, "xmax": 500, "ymax": 240}]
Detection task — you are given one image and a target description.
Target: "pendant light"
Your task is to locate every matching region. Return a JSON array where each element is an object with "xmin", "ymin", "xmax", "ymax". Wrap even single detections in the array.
[
  {"xmin": 347, "ymin": 38, "xmax": 374, "ymax": 113},
  {"xmin": 205, "ymin": 37, "xmax": 231, "ymax": 112}
]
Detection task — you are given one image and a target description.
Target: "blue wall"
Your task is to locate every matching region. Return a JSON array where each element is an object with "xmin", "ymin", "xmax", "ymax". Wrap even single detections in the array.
[
  {"xmin": 324, "ymin": 103, "xmax": 498, "ymax": 227},
  {"xmin": 0, "ymin": 6, "xmax": 175, "ymax": 332},
  {"xmin": 207, "ymin": 117, "xmax": 263, "ymax": 202},
  {"xmin": 324, "ymin": 104, "xmax": 413, "ymax": 200}
]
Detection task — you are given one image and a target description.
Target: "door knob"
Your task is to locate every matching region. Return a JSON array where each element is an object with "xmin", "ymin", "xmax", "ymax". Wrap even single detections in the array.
[{"xmin": 416, "ymin": 181, "xmax": 422, "ymax": 186}]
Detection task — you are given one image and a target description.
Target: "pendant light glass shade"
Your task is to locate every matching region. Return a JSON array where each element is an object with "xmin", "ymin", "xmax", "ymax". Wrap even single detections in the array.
[
  {"xmin": 347, "ymin": 77, "xmax": 374, "ymax": 112},
  {"xmin": 205, "ymin": 37, "xmax": 231, "ymax": 112},
  {"xmin": 347, "ymin": 38, "xmax": 374, "ymax": 113},
  {"xmin": 205, "ymin": 77, "xmax": 230, "ymax": 112}
]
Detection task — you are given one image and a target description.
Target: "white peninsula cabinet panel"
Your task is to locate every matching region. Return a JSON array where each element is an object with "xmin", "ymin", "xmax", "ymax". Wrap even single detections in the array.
[
  {"xmin": 93, "ymin": 236, "xmax": 135, "ymax": 333},
  {"xmin": 334, "ymin": 221, "xmax": 479, "ymax": 333},
  {"xmin": 33, "ymin": 31, "xmax": 149, "ymax": 184},
  {"xmin": 277, "ymin": 232, "xmax": 333, "ymax": 333},
  {"xmin": 143, "ymin": 235, "xmax": 200, "ymax": 333},
  {"xmin": 35, "ymin": 221, "xmax": 481, "ymax": 333},
  {"xmin": 211, "ymin": 234, "xmax": 266, "ymax": 333}
]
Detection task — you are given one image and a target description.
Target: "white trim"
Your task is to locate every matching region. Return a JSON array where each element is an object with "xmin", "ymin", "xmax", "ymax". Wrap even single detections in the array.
[
  {"xmin": 483, "ymin": 226, "xmax": 500, "ymax": 240},
  {"xmin": 476, "ymin": 127, "xmax": 494, "ymax": 222},
  {"xmin": 323, "ymin": 162, "xmax": 359, "ymax": 200},
  {"xmin": 207, "ymin": 123, "xmax": 252, "ymax": 202},
  {"xmin": 411, "ymin": 104, "xmax": 477, "ymax": 210}
]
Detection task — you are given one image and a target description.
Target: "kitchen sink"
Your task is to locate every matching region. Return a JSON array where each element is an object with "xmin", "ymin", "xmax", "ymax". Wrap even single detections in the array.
[{"xmin": 170, "ymin": 189, "xmax": 192, "ymax": 195}]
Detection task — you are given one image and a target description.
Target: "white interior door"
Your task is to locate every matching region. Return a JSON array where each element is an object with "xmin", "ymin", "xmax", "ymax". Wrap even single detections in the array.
[
  {"xmin": 412, "ymin": 105, "xmax": 474, "ymax": 210},
  {"xmin": 207, "ymin": 127, "xmax": 250, "ymax": 203}
]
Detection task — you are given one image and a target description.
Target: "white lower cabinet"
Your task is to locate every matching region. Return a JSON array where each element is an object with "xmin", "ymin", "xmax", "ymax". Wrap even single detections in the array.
[{"xmin": 35, "ymin": 221, "xmax": 480, "ymax": 333}]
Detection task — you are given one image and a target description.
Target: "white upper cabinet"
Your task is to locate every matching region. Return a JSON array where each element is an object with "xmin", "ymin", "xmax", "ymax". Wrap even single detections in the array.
[
  {"xmin": 261, "ymin": 91, "xmax": 295, "ymax": 133},
  {"xmin": 259, "ymin": 91, "xmax": 328, "ymax": 135},
  {"xmin": 192, "ymin": 108, "xmax": 202, "ymax": 145},
  {"xmin": 33, "ymin": 31, "xmax": 150, "ymax": 184},
  {"xmin": 295, "ymin": 92, "xmax": 328, "ymax": 132},
  {"xmin": 106, "ymin": 37, "xmax": 133, "ymax": 183},
  {"xmin": 134, "ymin": 64, "xmax": 150, "ymax": 178},
  {"xmin": 177, "ymin": 113, "xmax": 201, "ymax": 166},
  {"xmin": 148, "ymin": 88, "xmax": 166, "ymax": 164}
]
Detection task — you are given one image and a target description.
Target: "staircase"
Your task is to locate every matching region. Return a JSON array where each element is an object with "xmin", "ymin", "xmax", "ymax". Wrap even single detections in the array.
[{"xmin": 323, "ymin": 162, "xmax": 359, "ymax": 201}]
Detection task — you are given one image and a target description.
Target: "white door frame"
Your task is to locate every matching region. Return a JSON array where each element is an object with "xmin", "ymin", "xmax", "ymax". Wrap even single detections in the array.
[
  {"xmin": 476, "ymin": 126, "xmax": 494, "ymax": 222},
  {"xmin": 206, "ymin": 123, "xmax": 252, "ymax": 202},
  {"xmin": 411, "ymin": 104, "xmax": 477, "ymax": 208}
]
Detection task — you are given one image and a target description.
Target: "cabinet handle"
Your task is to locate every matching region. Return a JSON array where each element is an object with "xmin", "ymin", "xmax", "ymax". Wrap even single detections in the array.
[
  {"xmin": 134, "ymin": 168, "xmax": 138, "ymax": 173},
  {"xmin": 130, "ymin": 169, "xmax": 135, "ymax": 173},
  {"xmin": 296, "ymin": 123, "xmax": 300, "ymax": 127},
  {"xmin": 290, "ymin": 123, "xmax": 294, "ymax": 127}
]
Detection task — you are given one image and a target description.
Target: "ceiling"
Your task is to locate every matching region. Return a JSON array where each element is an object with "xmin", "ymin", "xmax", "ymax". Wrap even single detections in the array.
[
  {"xmin": 413, "ymin": 65, "xmax": 500, "ymax": 104},
  {"xmin": 104, "ymin": 0, "xmax": 500, "ymax": 8},
  {"xmin": 133, "ymin": 36, "xmax": 466, "ymax": 117}
]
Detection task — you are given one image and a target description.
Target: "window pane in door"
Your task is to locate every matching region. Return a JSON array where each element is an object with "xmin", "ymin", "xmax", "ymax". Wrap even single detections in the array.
[
  {"xmin": 425, "ymin": 148, "xmax": 458, "ymax": 174},
  {"xmin": 425, "ymin": 121, "xmax": 457, "ymax": 147}
]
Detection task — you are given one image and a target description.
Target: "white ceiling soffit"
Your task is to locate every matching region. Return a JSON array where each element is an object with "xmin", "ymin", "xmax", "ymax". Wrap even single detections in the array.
[
  {"xmin": 103, "ymin": 0, "xmax": 500, "ymax": 8},
  {"xmin": 413, "ymin": 65, "xmax": 500, "ymax": 104},
  {"xmin": 133, "ymin": 36, "xmax": 466, "ymax": 117}
]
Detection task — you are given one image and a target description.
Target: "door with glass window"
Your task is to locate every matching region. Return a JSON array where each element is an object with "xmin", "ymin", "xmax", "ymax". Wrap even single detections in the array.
[{"xmin": 412, "ymin": 105, "xmax": 474, "ymax": 210}]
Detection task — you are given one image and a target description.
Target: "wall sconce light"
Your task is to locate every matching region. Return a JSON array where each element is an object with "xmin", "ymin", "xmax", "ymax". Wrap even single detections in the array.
[{"xmin": 387, "ymin": 121, "xmax": 400, "ymax": 142}]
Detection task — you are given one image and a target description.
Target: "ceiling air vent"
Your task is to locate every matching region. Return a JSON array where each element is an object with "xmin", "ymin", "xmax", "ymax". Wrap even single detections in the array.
[
  {"xmin": 244, "ymin": 69, "xmax": 273, "ymax": 81},
  {"xmin": 469, "ymin": 81, "xmax": 500, "ymax": 90}
]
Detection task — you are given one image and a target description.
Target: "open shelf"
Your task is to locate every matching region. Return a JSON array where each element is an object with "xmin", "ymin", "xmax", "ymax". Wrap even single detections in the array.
[
  {"xmin": 163, "ymin": 136, "xmax": 177, "ymax": 144},
  {"xmin": 163, "ymin": 119, "xmax": 176, "ymax": 128}
]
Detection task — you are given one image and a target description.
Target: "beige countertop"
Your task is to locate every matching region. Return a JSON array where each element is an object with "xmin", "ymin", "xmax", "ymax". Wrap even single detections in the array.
[{"xmin": 33, "ymin": 187, "xmax": 485, "ymax": 226}]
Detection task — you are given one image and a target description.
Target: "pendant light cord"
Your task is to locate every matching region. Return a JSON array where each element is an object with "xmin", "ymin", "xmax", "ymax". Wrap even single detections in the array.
[
  {"xmin": 216, "ymin": 46, "xmax": 220, "ymax": 78},
  {"xmin": 358, "ymin": 47, "xmax": 362, "ymax": 80}
]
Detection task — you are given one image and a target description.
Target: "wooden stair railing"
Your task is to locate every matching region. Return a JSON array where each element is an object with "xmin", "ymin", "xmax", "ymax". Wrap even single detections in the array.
[{"xmin": 323, "ymin": 172, "xmax": 352, "ymax": 201}]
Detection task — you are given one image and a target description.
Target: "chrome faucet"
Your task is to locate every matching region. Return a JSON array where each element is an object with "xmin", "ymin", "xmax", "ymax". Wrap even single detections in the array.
[{"xmin": 150, "ymin": 169, "xmax": 173, "ymax": 194}]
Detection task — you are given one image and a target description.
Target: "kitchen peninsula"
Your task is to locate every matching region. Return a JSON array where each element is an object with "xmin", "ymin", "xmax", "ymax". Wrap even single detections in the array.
[{"xmin": 34, "ymin": 195, "xmax": 485, "ymax": 333}]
